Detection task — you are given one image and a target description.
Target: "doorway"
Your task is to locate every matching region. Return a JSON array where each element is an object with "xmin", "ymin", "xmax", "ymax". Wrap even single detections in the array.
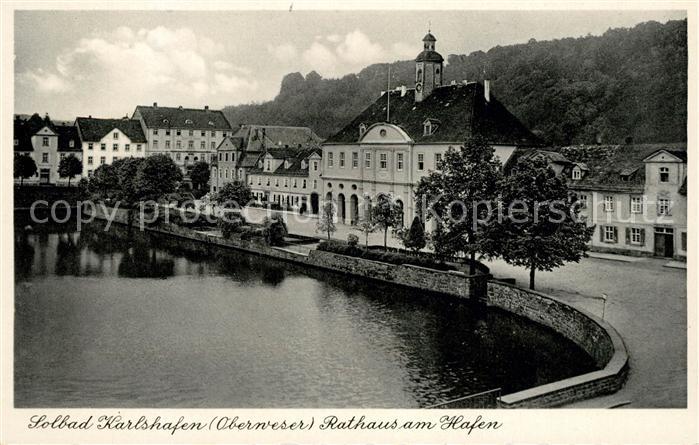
[{"xmin": 654, "ymin": 227, "xmax": 674, "ymax": 258}]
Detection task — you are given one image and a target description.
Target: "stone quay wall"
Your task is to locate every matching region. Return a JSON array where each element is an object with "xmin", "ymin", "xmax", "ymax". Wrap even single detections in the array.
[
  {"xmin": 488, "ymin": 281, "xmax": 629, "ymax": 408},
  {"xmin": 87, "ymin": 205, "xmax": 628, "ymax": 408}
]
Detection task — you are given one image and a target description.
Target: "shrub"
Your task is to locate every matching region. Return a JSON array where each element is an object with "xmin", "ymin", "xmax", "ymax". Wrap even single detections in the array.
[
  {"xmin": 264, "ymin": 214, "xmax": 288, "ymax": 246},
  {"xmin": 316, "ymin": 239, "xmax": 456, "ymax": 271},
  {"xmin": 347, "ymin": 233, "xmax": 359, "ymax": 246},
  {"xmin": 218, "ymin": 216, "xmax": 245, "ymax": 239}
]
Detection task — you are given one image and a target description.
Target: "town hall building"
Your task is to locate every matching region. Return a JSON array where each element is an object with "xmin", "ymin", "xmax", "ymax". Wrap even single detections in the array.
[{"xmin": 321, "ymin": 31, "xmax": 541, "ymax": 225}]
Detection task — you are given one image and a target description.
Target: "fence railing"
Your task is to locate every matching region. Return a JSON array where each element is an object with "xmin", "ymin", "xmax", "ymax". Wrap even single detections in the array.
[{"xmin": 426, "ymin": 388, "xmax": 501, "ymax": 409}]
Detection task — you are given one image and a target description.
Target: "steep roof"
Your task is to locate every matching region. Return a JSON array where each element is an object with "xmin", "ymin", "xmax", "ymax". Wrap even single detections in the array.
[
  {"xmin": 325, "ymin": 82, "xmax": 541, "ymax": 146},
  {"xmin": 133, "ymin": 105, "xmax": 232, "ymax": 130},
  {"xmin": 560, "ymin": 143, "xmax": 687, "ymax": 192},
  {"xmin": 232, "ymin": 124, "xmax": 323, "ymax": 151},
  {"xmin": 76, "ymin": 117, "xmax": 147, "ymax": 143},
  {"xmin": 248, "ymin": 147, "xmax": 321, "ymax": 177},
  {"xmin": 56, "ymin": 125, "xmax": 81, "ymax": 152}
]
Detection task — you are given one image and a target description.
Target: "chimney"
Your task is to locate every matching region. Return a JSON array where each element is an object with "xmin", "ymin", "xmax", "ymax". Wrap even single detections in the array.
[
  {"xmin": 450, "ymin": 80, "xmax": 456, "ymax": 85},
  {"xmin": 400, "ymin": 85, "xmax": 407, "ymax": 97},
  {"xmin": 88, "ymin": 115, "xmax": 92, "ymax": 118},
  {"xmin": 484, "ymin": 80, "xmax": 491, "ymax": 102},
  {"xmin": 204, "ymin": 105, "xmax": 209, "ymax": 110},
  {"xmin": 178, "ymin": 105, "xmax": 183, "ymax": 109},
  {"xmin": 462, "ymin": 79, "xmax": 468, "ymax": 85},
  {"xmin": 153, "ymin": 102, "xmax": 157, "ymax": 107}
]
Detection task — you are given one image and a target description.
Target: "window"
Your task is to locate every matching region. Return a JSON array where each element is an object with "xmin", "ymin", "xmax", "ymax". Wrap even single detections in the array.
[
  {"xmin": 339, "ymin": 152, "xmax": 345, "ymax": 167},
  {"xmin": 111, "ymin": 143, "xmax": 117, "ymax": 151},
  {"xmin": 603, "ymin": 225, "xmax": 617, "ymax": 243},
  {"xmin": 88, "ymin": 170, "xmax": 93, "ymax": 177},
  {"xmin": 302, "ymin": 179, "xmax": 307, "ymax": 188},
  {"xmin": 100, "ymin": 156, "xmax": 106, "ymax": 165},
  {"xmin": 113, "ymin": 132, "xmax": 119, "ymax": 139},
  {"xmin": 423, "ymin": 121, "xmax": 432, "ymax": 136},
  {"xmin": 572, "ymin": 167, "xmax": 582, "ymax": 180},
  {"xmin": 328, "ymin": 152, "xmax": 334, "ymax": 167},
  {"xmin": 232, "ymin": 153, "xmax": 235, "ymax": 162},
  {"xmin": 658, "ymin": 198, "xmax": 672, "ymax": 216},
  {"xmin": 417, "ymin": 153, "xmax": 424, "ymax": 171},
  {"xmin": 257, "ymin": 177, "xmax": 261, "ymax": 185},
  {"xmin": 365, "ymin": 152, "xmax": 371, "ymax": 168},
  {"xmin": 60, "ymin": 153, "xmax": 65, "ymax": 160},
  {"xmin": 275, "ymin": 179, "xmax": 279, "ymax": 187},
  {"xmin": 578, "ymin": 194, "xmax": 588, "ymax": 208},
  {"xmin": 153, "ymin": 129, "xmax": 158, "ymax": 135},
  {"xmin": 42, "ymin": 136, "xmax": 49, "ymax": 146},
  {"xmin": 176, "ymin": 141, "xmax": 181, "ymax": 149},
  {"xmin": 266, "ymin": 160, "xmax": 271, "ymax": 171},
  {"xmin": 42, "ymin": 153, "xmax": 48, "ymax": 163},
  {"xmin": 69, "ymin": 140, "xmax": 74, "ymax": 148},
  {"xmin": 379, "ymin": 153, "xmax": 388, "ymax": 169},
  {"xmin": 212, "ymin": 131, "xmax": 216, "ymax": 137},
  {"xmin": 176, "ymin": 153, "xmax": 181, "ymax": 161},
  {"xmin": 267, "ymin": 178, "xmax": 270, "ymax": 186},
  {"xmin": 397, "ymin": 153, "xmax": 404, "ymax": 171},
  {"xmin": 225, "ymin": 153, "xmax": 229, "ymax": 162},
  {"xmin": 630, "ymin": 196, "xmax": 643, "ymax": 213},
  {"xmin": 189, "ymin": 130, "xmax": 194, "ymax": 136},
  {"xmin": 313, "ymin": 161, "xmax": 319, "ymax": 171},
  {"xmin": 211, "ymin": 142, "xmax": 216, "ymax": 149},
  {"xmin": 223, "ymin": 131, "xmax": 227, "ymax": 137},
  {"xmin": 188, "ymin": 140, "xmax": 194, "ymax": 149},
  {"xmin": 88, "ymin": 143, "xmax": 93, "ymax": 150},
  {"xmin": 201, "ymin": 141, "xmax": 205, "ymax": 149},
  {"xmin": 313, "ymin": 179, "xmax": 317, "ymax": 189},
  {"xmin": 604, "ymin": 195, "xmax": 614, "ymax": 212},
  {"xmin": 87, "ymin": 156, "xmax": 93, "ymax": 165},
  {"xmin": 201, "ymin": 131, "xmax": 206, "ymax": 137},
  {"xmin": 166, "ymin": 129, "xmax": 171, "ymax": 136},
  {"xmin": 659, "ymin": 167, "xmax": 669, "ymax": 183},
  {"xmin": 113, "ymin": 156, "xmax": 119, "ymax": 161},
  {"xmin": 137, "ymin": 144, "xmax": 142, "ymax": 151},
  {"xmin": 630, "ymin": 227, "xmax": 644, "ymax": 245},
  {"xmin": 284, "ymin": 178, "xmax": 289, "ymax": 187},
  {"xmin": 682, "ymin": 232, "xmax": 687, "ymax": 251},
  {"xmin": 434, "ymin": 153, "xmax": 442, "ymax": 167},
  {"xmin": 125, "ymin": 144, "xmax": 130, "ymax": 152},
  {"xmin": 176, "ymin": 129, "xmax": 181, "ymax": 136},
  {"xmin": 351, "ymin": 152, "xmax": 359, "ymax": 168},
  {"xmin": 293, "ymin": 179, "xmax": 297, "ymax": 188},
  {"xmin": 152, "ymin": 141, "xmax": 157, "ymax": 149},
  {"xmin": 165, "ymin": 140, "xmax": 171, "ymax": 149}
]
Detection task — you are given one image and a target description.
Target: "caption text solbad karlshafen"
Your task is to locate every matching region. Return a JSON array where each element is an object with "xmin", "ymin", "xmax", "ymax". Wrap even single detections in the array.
[{"xmin": 27, "ymin": 413, "xmax": 502, "ymax": 436}]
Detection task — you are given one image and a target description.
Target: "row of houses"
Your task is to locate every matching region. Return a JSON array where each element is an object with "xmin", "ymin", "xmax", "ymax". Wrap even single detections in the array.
[
  {"xmin": 14, "ymin": 104, "xmax": 235, "ymax": 183},
  {"xmin": 14, "ymin": 31, "xmax": 687, "ymax": 259}
]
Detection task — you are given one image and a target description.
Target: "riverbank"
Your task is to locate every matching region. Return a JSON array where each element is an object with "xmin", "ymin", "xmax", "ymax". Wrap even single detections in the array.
[{"xmin": 84, "ymin": 205, "xmax": 628, "ymax": 408}]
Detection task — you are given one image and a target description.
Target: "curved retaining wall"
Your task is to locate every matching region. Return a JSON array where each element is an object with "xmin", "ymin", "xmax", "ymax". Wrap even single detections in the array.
[
  {"xmin": 86, "ymin": 206, "xmax": 628, "ymax": 407},
  {"xmin": 488, "ymin": 281, "xmax": 629, "ymax": 408}
]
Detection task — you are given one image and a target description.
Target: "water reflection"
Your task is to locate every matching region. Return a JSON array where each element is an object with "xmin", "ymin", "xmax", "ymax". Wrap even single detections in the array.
[{"xmin": 14, "ymin": 217, "xmax": 597, "ymax": 408}]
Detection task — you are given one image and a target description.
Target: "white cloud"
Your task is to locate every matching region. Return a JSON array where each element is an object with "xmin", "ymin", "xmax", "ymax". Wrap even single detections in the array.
[
  {"xmin": 298, "ymin": 29, "xmax": 415, "ymax": 78},
  {"xmin": 19, "ymin": 69, "xmax": 71, "ymax": 93},
  {"xmin": 267, "ymin": 43, "xmax": 298, "ymax": 63},
  {"xmin": 17, "ymin": 26, "xmax": 259, "ymax": 111}
]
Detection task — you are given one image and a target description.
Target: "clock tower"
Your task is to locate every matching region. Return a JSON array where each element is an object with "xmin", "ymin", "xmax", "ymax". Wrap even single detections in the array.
[{"xmin": 415, "ymin": 31, "xmax": 444, "ymax": 103}]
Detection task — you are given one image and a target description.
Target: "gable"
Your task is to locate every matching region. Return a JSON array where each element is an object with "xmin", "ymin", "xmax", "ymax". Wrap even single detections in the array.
[
  {"xmin": 643, "ymin": 150, "xmax": 686, "ymax": 163},
  {"xmin": 36, "ymin": 126, "xmax": 56, "ymax": 136},
  {"xmin": 359, "ymin": 123, "xmax": 413, "ymax": 144}
]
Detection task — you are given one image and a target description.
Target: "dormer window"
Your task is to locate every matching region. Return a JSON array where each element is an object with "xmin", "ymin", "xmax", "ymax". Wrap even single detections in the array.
[
  {"xmin": 572, "ymin": 167, "xmax": 581, "ymax": 180},
  {"xmin": 265, "ymin": 160, "xmax": 271, "ymax": 171},
  {"xmin": 359, "ymin": 123, "xmax": 367, "ymax": 138},
  {"xmin": 208, "ymin": 121, "xmax": 215, "ymax": 126},
  {"xmin": 301, "ymin": 160, "xmax": 306, "ymax": 169},
  {"xmin": 185, "ymin": 119, "xmax": 193, "ymax": 125},
  {"xmin": 14, "ymin": 139, "xmax": 18, "ymax": 146},
  {"xmin": 284, "ymin": 160, "xmax": 291, "ymax": 169},
  {"xmin": 423, "ymin": 118, "xmax": 439, "ymax": 136},
  {"xmin": 69, "ymin": 140, "xmax": 74, "ymax": 148}
]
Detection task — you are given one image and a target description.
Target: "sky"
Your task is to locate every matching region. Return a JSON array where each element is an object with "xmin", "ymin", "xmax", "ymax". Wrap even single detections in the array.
[{"xmin": 14, "ymin": 8, "xmax": 687, "ymax": 120}]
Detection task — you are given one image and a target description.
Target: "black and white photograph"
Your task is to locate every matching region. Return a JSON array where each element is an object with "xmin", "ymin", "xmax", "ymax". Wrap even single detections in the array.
[{"xmin": 2, "ymin": 1, "xmax": 697, "ymax": 443}]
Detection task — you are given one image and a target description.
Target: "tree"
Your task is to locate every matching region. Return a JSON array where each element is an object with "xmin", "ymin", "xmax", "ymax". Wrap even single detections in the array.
[
  {"xmin": 495, "ymin": 157, "xmax": 594, "ymax": 290},
  {"xmin": 414, "ymin": 136, "xmax": 502, "ymax": 274},
  {"xmin": 189, "ymin": 161, "xmax": 210, "ymax": 192},
  {"xmin": 371, "ymin": 194, "xmax": 402, "ymax": 249},
  {"xmin": 402, "ymin": 216, "xmax": 427, "ymax": 253},
  {"xmin": 215, "ymin": 181, "xmax": 252, "ymax": 209},
  {"xmin": 353, "ymin": 216, "xmax": 376, "ymax": 247},
  {"xmin": 264, "ymin": 213, "xmax": 288, "ymax": 246},
  {"xmin": 14, "ymin": 154, "xmax": 37, "ymax": 185},
  {"xmin": 316, "ymin": 201, "xmax": 336, "ymax": 240},
  {"xmin": 88, "ymin": 163, "xmax": 119, "ymax": 200},
  {"xmin": 112, "ymin": 157, "xmax": 144, "ymax": 205},
  {"xmin": 133, "ymin": 154, "xmax": 183, "ymax": 202},
  {"xmin": 58, "ymin": 154, "xmax": 83, "ymax": 186}
]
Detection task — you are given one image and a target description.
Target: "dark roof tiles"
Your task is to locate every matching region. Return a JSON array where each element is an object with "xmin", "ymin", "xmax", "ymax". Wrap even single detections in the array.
[
  {"xmin": 134, "ymin": 105, "xmax": 232, "ymax": 130},
  {"xmin": 76, "ymin": 117, "xmax": 147, "ymax": 143}
]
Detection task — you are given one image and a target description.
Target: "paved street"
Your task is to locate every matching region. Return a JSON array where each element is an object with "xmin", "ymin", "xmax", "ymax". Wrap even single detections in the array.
[{"xmin": 250, "ymin": 208, "xmax": 688, "ymax": 408}]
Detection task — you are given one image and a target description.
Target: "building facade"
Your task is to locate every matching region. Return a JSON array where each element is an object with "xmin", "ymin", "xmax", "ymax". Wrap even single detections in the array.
[
  {"xmin": 245, "ymin": 148, "xmax": 323, "ymax": 214},
  {"xmin": 75, "ymin": 117, "xmax": 147, "ymax": 177},
  {"xmin": 132, "ymin": 104, "xmax": 233, "ymax": 174},
  {"xmin": 210, "ymin": 125, "xmax": 322, "ymax": 194},
  {"xmin": 520, "ymin": 143, "xmax": 688, "ymax": 260},
  {"xmin": 321, "ymin": 32, "xmax": 540, "ymax": 225},
  {"xmin": 14, "ymin": 114, "xmax": 82, "ymax": 184}
]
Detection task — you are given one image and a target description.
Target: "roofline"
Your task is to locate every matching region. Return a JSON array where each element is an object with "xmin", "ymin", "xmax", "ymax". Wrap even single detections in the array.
[{"xmin": 642, "ymin": 149, "xmax": 687, "ymax": 162}]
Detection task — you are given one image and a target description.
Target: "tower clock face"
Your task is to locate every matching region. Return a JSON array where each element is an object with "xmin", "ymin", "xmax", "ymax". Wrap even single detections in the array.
[{"xmin": 416, "ymin": 83, "xmax": 422, "ymax": 92}]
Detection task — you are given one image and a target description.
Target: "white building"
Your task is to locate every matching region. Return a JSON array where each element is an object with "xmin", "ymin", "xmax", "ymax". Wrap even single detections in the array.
[{"xmin": 75, "ymin": 117, "xmax": 147, "ymax": 177}]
